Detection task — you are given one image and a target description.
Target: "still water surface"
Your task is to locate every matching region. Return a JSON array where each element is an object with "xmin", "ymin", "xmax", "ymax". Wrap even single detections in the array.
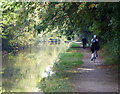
[{"xmin": 2, "ymin": 43, "xmax": 68, "ymax": 92}]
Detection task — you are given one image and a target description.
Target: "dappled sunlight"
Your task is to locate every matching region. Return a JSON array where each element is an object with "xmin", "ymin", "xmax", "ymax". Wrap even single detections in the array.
[
  {"xmin": 59, "ymin": 77, "xmax": 69, "ymax": 81},
  {"xmin": 1, "ymin": 2, "xmax": 119, "ymax": 92},
  {"xmin": 77, "ymin": 68, "xmax": 95, "ymax": 71},
  {"xmin": 66, "ymin": 70, "xmax": 82, "ymax": 73},
  {"xmin": 66, "ymin": 67, "xmax": 96, "ymax": 74}
]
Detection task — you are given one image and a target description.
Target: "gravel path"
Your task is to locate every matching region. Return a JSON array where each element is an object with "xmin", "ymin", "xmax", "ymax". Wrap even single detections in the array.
[{"xmin": 69, "ymin": 48, "xmax": 118, "ymax": 92}]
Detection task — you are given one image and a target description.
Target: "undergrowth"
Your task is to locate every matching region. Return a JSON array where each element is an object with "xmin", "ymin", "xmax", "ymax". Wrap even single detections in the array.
[{"xmin": 38, "ymin": 48, "xmax": 83, "ymax": 92}]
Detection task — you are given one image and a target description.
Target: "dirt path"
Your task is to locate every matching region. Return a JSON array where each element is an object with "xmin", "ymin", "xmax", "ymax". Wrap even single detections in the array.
[{"xmin": 69, "ymin": 48, "xmax": 118, "ymax": 92}]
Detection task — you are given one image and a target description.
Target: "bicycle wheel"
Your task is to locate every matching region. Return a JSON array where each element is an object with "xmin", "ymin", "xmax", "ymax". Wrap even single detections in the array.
[
  {"xmin": 93, "ymin": 57, "xmax": 95, "ymax": 63},
  {"xmin": 93, "ymin": 51, "xmax": 96, "ymax": 63}
]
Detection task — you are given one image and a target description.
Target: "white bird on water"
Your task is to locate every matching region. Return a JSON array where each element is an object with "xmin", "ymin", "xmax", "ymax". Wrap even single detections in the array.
[{"xmin": 41, "ymin": 66, "xmax": 55, "ymax": 78}]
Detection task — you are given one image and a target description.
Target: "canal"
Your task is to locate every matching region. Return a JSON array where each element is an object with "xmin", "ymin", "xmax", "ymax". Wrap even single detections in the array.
[{"xmin": 2, "ymin": 42, "xmax": 68, "ymax": 92}]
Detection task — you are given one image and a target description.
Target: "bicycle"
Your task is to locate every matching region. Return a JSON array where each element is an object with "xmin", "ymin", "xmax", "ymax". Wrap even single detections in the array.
[
  {"xmin": 93, "ymin": 51, "xmax": 97, "ymax": 63},
  {"xmin": 91, "ymin": 50, "xmax": 97, "ymax": 63}
]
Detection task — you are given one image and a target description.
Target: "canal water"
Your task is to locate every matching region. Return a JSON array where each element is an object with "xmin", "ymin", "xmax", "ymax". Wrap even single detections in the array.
[{"xmin": 2, "ymin": 42, "xmax": 68, "ymax": 92}]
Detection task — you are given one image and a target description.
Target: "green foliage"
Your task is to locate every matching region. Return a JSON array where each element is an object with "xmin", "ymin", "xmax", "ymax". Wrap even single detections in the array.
[
  {"xmin": 38, "ymin": 48, "xmax": 83, "ymax": 92},
  {"xmin": 1, "ymin": 2, "xmax": 41, "ymax": 49},
  {"xmin": 1, "ymin": 2, "xmax": 119, "ymax": 63},
  {"xmin": 53, "ymin": 50, "xmax": 83, "ymax": 76},
  {"xmin": 41, "ymin": 2, "xmax": 120, "ymax": 63},
  {"xmin": 38, "ymin": 76, "xmax": 72, "ymax": 92}
]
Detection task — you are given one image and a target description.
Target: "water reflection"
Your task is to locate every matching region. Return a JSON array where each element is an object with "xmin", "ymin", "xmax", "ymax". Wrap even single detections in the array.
[{"xmin": 2, "ymin": 43, "xmax": 68, "ymax": 92}]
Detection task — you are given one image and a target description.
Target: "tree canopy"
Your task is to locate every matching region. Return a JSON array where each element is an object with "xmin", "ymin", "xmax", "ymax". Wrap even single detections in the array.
[{"xmin": 1, "ymin": 2, "xmax": 120, "ymax": 62}]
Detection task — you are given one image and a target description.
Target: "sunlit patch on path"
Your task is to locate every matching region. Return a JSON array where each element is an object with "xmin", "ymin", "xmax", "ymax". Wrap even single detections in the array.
[{"xmin": 77, "ymin": 67, "xmax": 95, "ymax": 71}]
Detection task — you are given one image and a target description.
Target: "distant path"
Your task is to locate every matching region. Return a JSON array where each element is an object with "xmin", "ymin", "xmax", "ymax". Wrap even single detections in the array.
[{"xmin": 69, "ymin": 48, "xmax": 118, "ymax": 92}]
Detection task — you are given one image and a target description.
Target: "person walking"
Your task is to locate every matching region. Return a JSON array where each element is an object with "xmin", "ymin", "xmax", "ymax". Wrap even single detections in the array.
[{"xmin": 81, "ymin": 37, "xmax": 88, "ymax": 49}]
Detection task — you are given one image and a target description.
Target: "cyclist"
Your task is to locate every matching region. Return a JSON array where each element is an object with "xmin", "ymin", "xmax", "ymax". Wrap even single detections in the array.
[{"xmin": 90, "ymin": 35, "xmax": 100, "ymax": 61}]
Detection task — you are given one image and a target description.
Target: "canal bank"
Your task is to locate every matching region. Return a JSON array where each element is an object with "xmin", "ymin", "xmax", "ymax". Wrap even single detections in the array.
[
  {"xmin": 2, "ymin": 42, "xmax": 68, "ymax": 92},
  {"xmin": 38, "ymin": 47, "xmax": 83, "ymax": 92}
]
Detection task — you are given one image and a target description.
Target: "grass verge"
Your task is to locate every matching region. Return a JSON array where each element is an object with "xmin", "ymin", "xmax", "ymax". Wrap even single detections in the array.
[
  {"xmin": 101, "ymin": 49, "xmax": 118, "ymax": 65},
  {"xmin": 38, "ymin": 48, "xmax": 83, "ymax": 92},
  {"xmin": 69, "ymin": 42, "xmax": 80, "ymax": 48}
]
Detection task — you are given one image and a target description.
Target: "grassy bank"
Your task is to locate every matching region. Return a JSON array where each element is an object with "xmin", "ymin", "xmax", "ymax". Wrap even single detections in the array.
[
  {"xmin": 101, "ymin": 47, "xmax": 119, "ymax": 65},
  {"xmin": 69, "ymin": 42, "xmax": 80, "ymax": 48},
  {"xmin": 38, "ymin": 47, "xmax": 83, "ymax": 92}
]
